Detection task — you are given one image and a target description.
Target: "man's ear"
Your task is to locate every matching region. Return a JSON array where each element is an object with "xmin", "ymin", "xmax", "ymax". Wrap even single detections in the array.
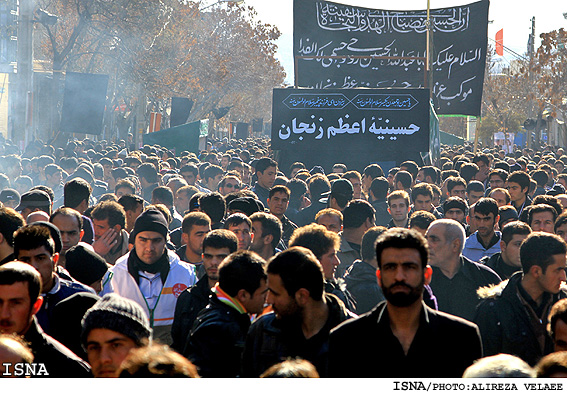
[
  {"xmin": 236, "ymin": 289, "xmax": 250, "ymax": 304},
  {"xmin": 530, "ymin": 265, "xmax": 542, "ymax": 278},
  {"xmin": 181, "ymin": 232, "xmax": 189, "ymax": 245},
  {"xmin": 0, "ymin": 232, "xmax": 5, "ymax": 245},
  {"xmin": 263, "ymin": 234, "xmax": 273, "ymax": 246},
  {"xmin": 79, "ymin": 229, "xmax": 84, "ymax": 241},
  {"xmin": 376, "ymin": 269, "xmax": 382, "ymax": 287},
  {"xmin": 52, "ymin": 253, "xmax": 59, "ymax": 268},
  {"xmin": 294, "ymin": 288, "xmax": 310, "ymax": 306},
  {"xmin": 424, "ymin": 265, "xmax": 433, "ymax": 286},
  {"xmin": 31, "ymin": 296, "xmax": 43, "ymax": 315}
]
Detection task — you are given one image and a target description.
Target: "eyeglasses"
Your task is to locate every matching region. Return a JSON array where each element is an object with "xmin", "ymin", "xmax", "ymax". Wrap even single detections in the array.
[{"xmin": 225, "ymin": 183, "xmax": 241, "ymax": 189}]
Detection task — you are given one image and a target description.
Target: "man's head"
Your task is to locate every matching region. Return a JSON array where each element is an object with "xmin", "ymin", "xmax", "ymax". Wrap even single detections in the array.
[
  {"xmin": 369, "ymin": 176, "xmax": 389, "ymax": 202},
  {"xmin": 466, "ymin": 181, "xmax": 485, "ymax": 206},
  {"xmin": 15, "ymin": 190, "xmax": 52, "ymax": 220},
  {"xmin": 472, "ymin": 197, "xmax": 499, "ymax": 238},
  {"xmin": 267, "ymin": 185, "xmax": 290, "ymax": 218},
  {"xmin": 13, "ymin": 225, "xmax": 58, "ymax": 293},
  {"xmin": 472, "ymin": 154, "xmax": 490, "ymax": 182},
  {"xmin": 500, "ymin": 221, "xmax": 532, "ymax": 268},
  {"xmin": 361, "ymin": 164, "xmax": 384, "ymax": 193},
  {"xmin": 315, "ymin": 208, "xmax": 343, "ymax": 233},
  {"xmin": 179, "ymin": 164, "xmax": 199, "ymax": 186},
  {"xmin": 151, "ymin": 186, "xmax": 175, "ymax": 209},
  {"xmin": 360, "ymin": 226, "xmax": 387, "ymax": 265},
  {"xmin": 342, "ymin": 199, "xmax": 375, "ymax": 232},
  {"xmin": 249, "ymin": 212, "xmax": 283, "ymax": 255},
  {"xmin": 488, "ymin": 169, "xmax": 508, "ymax": 190},
  {"xmin": 416, "ymin": 166, "xmax": 438, "ymax": 185},
  {"xmin": 387, "ymin": 190, "xmax": 411, "ymax": 224},
  {"xmin": 136, "ymin": 163, "xmax": 159, "ymax": 188},
  {"xmin": 266, "ymin": 247, "xmax": 325, "ymax": 319},
  {"xmin": 425, "ymin": 219, "xmax": 466, "ymax": 267},
  {"xmin": 65, "ymin": 244, "xmax": 108, "ymax": 292},
  {"xmin": 91, "ymin": 201, "xmax": 126, "ymax": 241},
  {"xmin": 342, "ymin": 171, "xmax": 363, "ymax": 199},
  {"xmin": 0, "ymin": 207, "xmax": 25, "ymax": 252},
  {"xmin": 289, "ymin": 223, "xmax": 340, "ymax": 280},
  {"xmin": 411, "ymin": 183, "xmax": 434, "ymax": 213},
  {"xmin": 217, "ymin": 250, "xmax": 268, "ymax": 315},
  {"xmin": 64, "ymin": 178, "xmax": 92, "ymax": 213},
  {"xmin": 224, "ymin": 213, "xmax": 253, "ymax": 251},
  {"xmin": 446, "ymin": 176, "xmax": 467, "ymax": 199},
  {"xmin": 131, "ymin": 208, "xmax": 169, "ymax": 265},
  {"xmin": 82, "ymin": 293, "xmax": 152, "ymax": 378},
  {"xmin": 49, "ymin": 207, "xmax": 84, "ymax": 254},
  {"xmin": 528, "ymin": 204, "xmax": 558, "ymax": 234},
  {"xmin": 217, "ymin": 175, "xmax": 242, "ymax": 196},
  {"xmin": 175, "ymin": 185, "xmax": 199, "ymax": 215},
  {"xmin": 255, "ymin": 158, "xmax": 278, "ymax": 190},
  {"xmin": 181, "ymin": 212, "xmax": 211, "ymax": 258},
  {"xmin": 320, "ymin": 179, "xmax": 354, "ymax": 211},
  {"xmin": 393, "ymin": 170, "xmax": 413, "ymax": 191},
  {"xmin": 442, "ymin": 197, "xmax": 468, "ymax": 225},
  {"xmin": 489, "ymin": 188, "xmax": 511, "ymax": 207},
  {"xmin": 548, "ymin": 299, "xmax": 567, "ymax": 352},
  {"xmin": 198, "ymin": 192, "xmax": 226, "ymax": 224},
  {"xmin": 409, "ymin": 211, "xmax": 436, "ymax": 236},
  {"xmin": 506, "ymin": 171, "xmax": 531, "ymax": 204},
  {"xmin": 0, "ymin": 262, "xmax": 43, "ymax": 335},
  {"xmin": 202, "ymin": 229, "xmax": 238, "ymax": 283},
  {"xmin": 117, "ymin": 194, "xmax": 144, "ymax": 232},
  {"xmin": 375, "ymin": 228, "xmax": 432, "ymax": 307},
  {"xmin": 520, "ymin": 232, "xmax": 567, "ymax": 294}
]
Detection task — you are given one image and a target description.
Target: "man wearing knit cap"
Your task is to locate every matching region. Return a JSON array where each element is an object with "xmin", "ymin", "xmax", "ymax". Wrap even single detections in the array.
[
  {"xmin": 100, "ymin": 208, "xmax": 197, "ymax": 345},
  {"xmin": 82, "ymin": 293, "xmax": 152, "ymax": 378}
]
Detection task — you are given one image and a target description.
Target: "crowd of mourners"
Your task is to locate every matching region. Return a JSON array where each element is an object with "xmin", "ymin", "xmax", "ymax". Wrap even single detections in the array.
[{"xmin": 2, "ymin": 133, "xmax": 567, "ymax": 378}]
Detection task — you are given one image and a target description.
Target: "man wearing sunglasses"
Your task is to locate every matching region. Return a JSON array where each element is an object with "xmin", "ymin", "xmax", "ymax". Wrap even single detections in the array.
[{"xmin": 218, "ymin": 175, "xmax": 242, "ymax": 196}]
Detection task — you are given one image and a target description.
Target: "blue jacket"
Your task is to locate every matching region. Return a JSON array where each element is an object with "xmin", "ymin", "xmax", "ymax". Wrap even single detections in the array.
[{"xmin": 463, "ymin": 231, "xmax": 501, "ymax": 262}]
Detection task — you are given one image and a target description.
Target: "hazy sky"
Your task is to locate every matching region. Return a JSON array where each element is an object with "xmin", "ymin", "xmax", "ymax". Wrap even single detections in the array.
[{"xmin": 244, "ymin": 0, "xmax": 567, "ymax": 84}]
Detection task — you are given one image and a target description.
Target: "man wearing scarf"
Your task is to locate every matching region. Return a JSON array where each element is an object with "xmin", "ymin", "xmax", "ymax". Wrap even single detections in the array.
[
  {"xmin": 183, "ymin": 250, "xmax": 268, "ymax": 377},
  {"xmin": 100, "ymin": 208, "xmax": 197, "ymax": 345}
]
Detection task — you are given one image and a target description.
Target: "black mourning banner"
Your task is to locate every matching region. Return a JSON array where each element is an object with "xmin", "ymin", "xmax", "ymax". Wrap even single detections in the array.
[
  {"xmin": 272, "ymin": 87, "xmax": 429, "ymax": 153},
  {"xmin": 293, "ymin": 0, "xmax": 488, "ymax": 116}
]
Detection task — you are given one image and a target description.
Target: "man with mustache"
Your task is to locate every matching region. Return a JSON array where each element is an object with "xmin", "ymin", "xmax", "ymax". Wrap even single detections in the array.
[{"xmin": 328, "ymin": 228, "xmax": 482, "ymax": 378}]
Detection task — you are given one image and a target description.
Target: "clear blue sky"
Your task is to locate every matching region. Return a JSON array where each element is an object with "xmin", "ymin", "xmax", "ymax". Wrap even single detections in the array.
[{"xmin": 244, "ymin": 0, "xmax": 567, "ymax": 84}]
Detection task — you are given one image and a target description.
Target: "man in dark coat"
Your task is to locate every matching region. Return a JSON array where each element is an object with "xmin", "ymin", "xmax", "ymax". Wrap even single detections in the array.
[
  {"xmin": 0, "ymin": 261, "xmax": 91, "ymax": 377},
  {"xmin": 171, "ymin": 229, "xmax": 238, "ymax": 353},
  {"xmin": 183, "ymin": 250, "xmax": 267, "ymax": 377},
  {"xmin": 425, "ymin": 219, "xmax": 501, "ymax": 321},
  {"xmin": 329, "ymin": 228, "xmax": 482, "ymax": 378},
  {"xmin": 242, "ymin": 247, "xmax": 356, "ymax": 378},
  {"xmin": 474, "ymin": 232, "xmax": 567, "ymax": 366}
]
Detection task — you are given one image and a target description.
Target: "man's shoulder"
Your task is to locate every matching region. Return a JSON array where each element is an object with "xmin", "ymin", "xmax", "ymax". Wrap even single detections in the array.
[{"xmin": 462, "ymin": 256, "xmax": 502, "ymax": 283}]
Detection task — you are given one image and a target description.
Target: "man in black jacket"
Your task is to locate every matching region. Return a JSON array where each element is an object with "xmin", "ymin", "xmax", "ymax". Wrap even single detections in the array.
[
  {"xmin": 183, "ymin": 250, "xmax": 267, "ymax": 377},
  {"xmin": 171, "ymin": 229, "xmax": 238, "ymax": 353},
  {"xmin": 328, "ymin": 228, "xmax": 482, "ymax": 378},
  {"xmin": 242, "ymin": 247, "xmax": 355, "ymax": 377},
  {"xmin": 425, "ymin": 219, "xmax": 501, "ymax": 321},
  {"xmin": 480, "ymin": 221, "xmax": 531, "ymax": 280},
  {"xmin": 0, "ymin": 261, "xmax": 91, "ymax": 377},
  {"xmin": 474, "ymin": 232, "xmax": 567, "ymax": 366}
]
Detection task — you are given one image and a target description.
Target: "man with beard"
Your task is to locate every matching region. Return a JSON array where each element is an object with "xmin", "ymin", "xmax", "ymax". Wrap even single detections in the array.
[
  {"xmin": 242, "ymin": 246, "xmax": 355, "ymax": 377},
  {"xmin": 328, "ymin": 228, "xmax": 482, "ymax": 378}
]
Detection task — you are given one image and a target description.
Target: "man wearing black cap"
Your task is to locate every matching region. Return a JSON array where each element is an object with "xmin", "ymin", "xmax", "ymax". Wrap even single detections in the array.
[
  {"xmin": 0, "ymin": 188, "xmax": 20, "ymax": 209},
  {"xmin": 320, "ymin": 179, "xmax": 354, "ymax": 212},
  {"xmin": 82, "ymin": 293, "xmax": 152, "ymax": 378},
  {"xmin": 15, "ymin": 189, "xmax": 52, "ymax": 220},
  {"xmin": 65, "ymin": 244, "xmax": 109, "ymax": 292},
  {"xmin": 100, "ymin": 208, "xmax": 197, "ymax": 345}
]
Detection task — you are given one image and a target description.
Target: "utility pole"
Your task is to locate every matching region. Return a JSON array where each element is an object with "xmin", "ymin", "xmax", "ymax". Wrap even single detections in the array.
[
  {"xmin": 527, "ymin": 16, "xmax": 536, "ymax": 150},
  {"xmin": 15, "ymin": 0, "xmax": 36, "ymax": 148}
]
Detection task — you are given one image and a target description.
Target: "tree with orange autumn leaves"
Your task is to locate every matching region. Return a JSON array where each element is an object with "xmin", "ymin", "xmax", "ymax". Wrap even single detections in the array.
[{"xmin": 33, "ymin": 0, "xmax": 285, "ymax": 139}]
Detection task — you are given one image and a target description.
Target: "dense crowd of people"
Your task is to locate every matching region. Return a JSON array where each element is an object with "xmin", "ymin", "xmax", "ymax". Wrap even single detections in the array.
[{"xmin": 2, "ymin": 134, "xmax": 567, "ymax": 378}]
